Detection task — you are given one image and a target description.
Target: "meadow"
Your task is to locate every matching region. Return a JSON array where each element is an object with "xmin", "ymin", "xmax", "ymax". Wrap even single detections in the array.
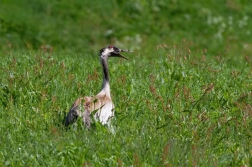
[
  {"xmin": 0, "ymin": 0, "xmax": 252, "ymax": 166},
  {"xmin": 1, "ymin": 42, "xmax": 252, "ymax": 166}
]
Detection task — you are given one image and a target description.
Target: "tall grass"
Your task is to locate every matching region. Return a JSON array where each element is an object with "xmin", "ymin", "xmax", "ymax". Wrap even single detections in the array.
[{"xmin": 0, "ymin": 42, "xmax": 251, "ymax": 166}]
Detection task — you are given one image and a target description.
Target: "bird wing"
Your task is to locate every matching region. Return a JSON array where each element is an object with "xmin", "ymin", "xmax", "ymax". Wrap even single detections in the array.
[{"xmin": 64, "ymin": 94, "xmax": 113, "ymax": 128}]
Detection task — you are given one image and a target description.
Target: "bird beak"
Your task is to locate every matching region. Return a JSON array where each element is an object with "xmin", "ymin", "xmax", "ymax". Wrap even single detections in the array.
[{"xmin": 111, "ymin": 49, "xmax": 133, "ymax": 60}]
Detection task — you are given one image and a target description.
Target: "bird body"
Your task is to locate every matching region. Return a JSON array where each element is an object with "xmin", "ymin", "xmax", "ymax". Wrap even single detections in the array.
[{"xmin": 64, "ymin": 45, "xmax": 132, "ymax": 129}]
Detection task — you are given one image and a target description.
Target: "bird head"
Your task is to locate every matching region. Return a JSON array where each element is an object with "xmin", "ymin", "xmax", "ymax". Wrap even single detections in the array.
[{"xmin": 99, "ymin": 45, "xmax": 132, "ymax": 60}]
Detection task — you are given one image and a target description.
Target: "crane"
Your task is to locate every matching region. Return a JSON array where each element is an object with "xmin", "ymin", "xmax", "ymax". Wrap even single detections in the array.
[{"xmin": 64, "ymin": 45, "xmax": 132, "ymax": 129}]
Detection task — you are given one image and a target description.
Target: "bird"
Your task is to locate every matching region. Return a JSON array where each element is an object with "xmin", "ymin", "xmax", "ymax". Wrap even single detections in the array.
[{"xmin": 64, "ymin": 45, "xmax": 132, "ymax": 129}]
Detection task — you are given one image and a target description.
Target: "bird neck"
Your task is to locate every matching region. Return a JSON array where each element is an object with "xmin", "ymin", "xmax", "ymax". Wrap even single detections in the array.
[{"xmin": 100, "ymin": 56, "xmax": 110, "ymax": 91}]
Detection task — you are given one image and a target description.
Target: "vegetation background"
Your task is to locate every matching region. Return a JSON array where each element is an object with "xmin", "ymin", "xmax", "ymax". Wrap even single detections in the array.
[{"xmin": 0, "ymin": 0, "xmax": 252, "ymax": 166}]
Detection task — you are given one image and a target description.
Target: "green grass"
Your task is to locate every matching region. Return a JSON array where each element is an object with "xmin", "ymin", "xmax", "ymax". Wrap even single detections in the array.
[
  {"xmin": 1, "ymin": 0, "xmax": 252, "ymax": 166},
  {"xmin": 1, "ymin": 0, "xmax": 252, "ymax": 57},
  {"xmin": 0, "ymin": 43, "xmax": 252, "ymax": 166}
]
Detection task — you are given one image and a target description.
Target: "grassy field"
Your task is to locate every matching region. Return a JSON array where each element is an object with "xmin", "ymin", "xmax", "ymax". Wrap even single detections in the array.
[
  {"xmin": 1, "ymin": 0, "xmax": 252, "ymax": 56},
  {"xmin": 1, "ymin": 0, "xmax": 252, "ymax": 166},
  {"xmin": 0, "ymin": 43, "xmax": 251, "ymax": 166}
]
